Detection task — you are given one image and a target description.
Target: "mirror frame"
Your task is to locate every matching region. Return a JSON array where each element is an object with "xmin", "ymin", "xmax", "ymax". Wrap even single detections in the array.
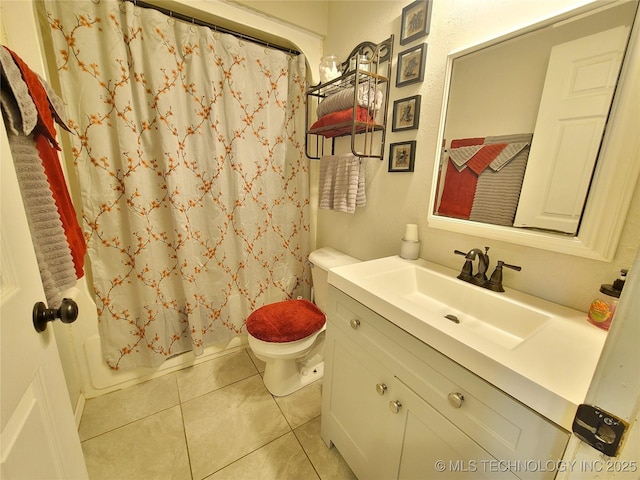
[{"xmin": 428, "ymin": 1, "xmax": 640, "ymax": 261}]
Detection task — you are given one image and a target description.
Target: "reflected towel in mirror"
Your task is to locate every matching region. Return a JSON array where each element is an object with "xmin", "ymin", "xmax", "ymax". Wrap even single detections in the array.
[
  {"xmin": 436, "ymin": 137, "xmax": 484, "ymax": 218},
  {"xmin": 437, "ymin": 134, "xmax": 532, "ymax": 223},
  {"xmin": 469, "ymin": 134, "xmax": 533, "ymax": 226}
]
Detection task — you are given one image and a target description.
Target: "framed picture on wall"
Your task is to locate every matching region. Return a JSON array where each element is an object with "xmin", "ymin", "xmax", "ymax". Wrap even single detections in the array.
[
  {"xmin": 400, "ymin": 0, "xmax": 432, "ymax": 45},
  {"xmin": 392, "ymin": 95, "xmax": 421, "ymax": 131},
  {"xmin": 388, "ymin": 141, "xmax": 416, "ymax": 172},
  {"xmin": 396, "ymin": 43, "xmax": 427, "ymax": 87}
]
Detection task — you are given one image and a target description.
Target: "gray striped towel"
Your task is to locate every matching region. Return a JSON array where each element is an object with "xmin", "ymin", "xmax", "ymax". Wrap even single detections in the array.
[
  {"xmin": 470, "ymin": 134, "xmax": 533, "ymax": 226},
  {"xmin": 318, "ymin": 154, "xmax": 366, "ymax": 213}
]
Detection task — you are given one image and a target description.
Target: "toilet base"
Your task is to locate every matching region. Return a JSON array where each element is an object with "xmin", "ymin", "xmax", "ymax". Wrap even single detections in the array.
[{"xmin": 263, "ymin": 359, "xmax": 324, "ymax": 397}]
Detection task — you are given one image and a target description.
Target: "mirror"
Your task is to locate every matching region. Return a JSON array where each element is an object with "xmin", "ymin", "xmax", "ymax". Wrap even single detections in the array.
[{"xmin": 428, "ymin": 1, "xmax": 639, "ymax": 261}]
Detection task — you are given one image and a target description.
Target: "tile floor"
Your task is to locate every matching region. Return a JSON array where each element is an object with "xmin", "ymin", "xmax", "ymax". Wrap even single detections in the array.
[{"xmin": 79, "ymin": 348, "xmax": 357, "ymax": 480}]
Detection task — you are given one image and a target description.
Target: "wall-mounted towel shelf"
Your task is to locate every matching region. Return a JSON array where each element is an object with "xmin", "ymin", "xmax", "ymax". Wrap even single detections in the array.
[{"xmin": 305, "ymin": 36, "xmax": 393, "ymax": 160}]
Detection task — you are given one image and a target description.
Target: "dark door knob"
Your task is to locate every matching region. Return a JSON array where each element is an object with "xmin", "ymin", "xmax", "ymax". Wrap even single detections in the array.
[{"xmin": 33, "ymin": 298, "xmax": 79, "ymax": 333}]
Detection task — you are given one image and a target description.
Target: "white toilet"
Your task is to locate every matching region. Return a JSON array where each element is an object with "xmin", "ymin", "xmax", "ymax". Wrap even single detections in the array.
[{"xmin": 246, "ymin": 247, "xmax": 360, "ymax": 396}]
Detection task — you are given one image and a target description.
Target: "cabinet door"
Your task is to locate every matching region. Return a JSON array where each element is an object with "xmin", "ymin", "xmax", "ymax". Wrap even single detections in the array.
[
  {"xmin": 322, "ymin": 327, "xmax": 402, "ymax": 480},
  {"xmin": 392, "ymin": 378, "xmax": 518, "ymax": 480}
]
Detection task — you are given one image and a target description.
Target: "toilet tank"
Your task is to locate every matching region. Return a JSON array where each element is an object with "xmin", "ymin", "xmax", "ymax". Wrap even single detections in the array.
[{"xmin": 308, "ymin": 247, "xmax": 360, "ymax": 312}]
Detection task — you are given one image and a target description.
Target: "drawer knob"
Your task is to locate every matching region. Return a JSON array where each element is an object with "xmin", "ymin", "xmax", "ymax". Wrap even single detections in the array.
[
  {"xmin": 448, "ymin": 392, "xmax": 465, "ymax": 408},
  {"xmin": 389, "ymin": 400, "xmax": 402, "ymax": 414},
  {"xmin": 376, "ymin": 383, "xmax": 387, "ymax": 395},
  {"xmin": 350, "ymin": 318, "xmax": 361, "ymax": 329}
]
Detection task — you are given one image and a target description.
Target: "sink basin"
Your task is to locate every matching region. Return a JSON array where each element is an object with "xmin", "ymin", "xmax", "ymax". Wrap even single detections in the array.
[{"xmin": 362, "ymin": 264, "xmax": 551, "ymax": 349}]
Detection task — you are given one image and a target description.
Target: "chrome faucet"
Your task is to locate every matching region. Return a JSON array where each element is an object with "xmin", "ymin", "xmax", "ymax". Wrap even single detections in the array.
[{"xmin": 454, "ymin": 247, "xmax": 520, "ymax": 292}]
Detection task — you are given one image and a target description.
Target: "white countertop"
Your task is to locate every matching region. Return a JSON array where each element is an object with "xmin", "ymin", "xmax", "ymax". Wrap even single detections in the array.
[{"xmin": 328, "ymin": 255, "xmax": 608, "ymax": 431}]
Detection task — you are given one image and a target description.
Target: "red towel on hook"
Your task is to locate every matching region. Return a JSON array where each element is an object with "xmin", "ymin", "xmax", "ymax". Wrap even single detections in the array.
[
  {"xmin": 437, "ymin": 137, "xmax": 484, "ymax": 219},
  {"xmin": 6, "ymin": 46, "xmax": 86, "ymax": 278}
]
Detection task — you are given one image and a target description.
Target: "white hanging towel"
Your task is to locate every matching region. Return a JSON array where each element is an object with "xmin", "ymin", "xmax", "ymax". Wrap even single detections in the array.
[{"xmin": 318, "ymin": 154, "xmax": 366, "ymax": 213}]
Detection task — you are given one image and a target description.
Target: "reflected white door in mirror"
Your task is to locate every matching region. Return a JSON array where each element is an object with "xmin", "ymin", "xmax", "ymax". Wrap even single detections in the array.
[
  {"xmin": 428, "ymin": 1, "xmax": 640, "ymax": 261},
  {"xmin": 514, "ymin": 26, "xmax": 629, "ymax": 234}
]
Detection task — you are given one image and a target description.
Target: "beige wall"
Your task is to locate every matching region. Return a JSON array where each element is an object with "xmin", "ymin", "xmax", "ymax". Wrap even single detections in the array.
[
  {"xmin": 235, "ymin": 0, "xmax": 329, "ymax": 36},
  {"xmin": 316, "ymin": 0, "xmax": 640, "ymax": 312}
]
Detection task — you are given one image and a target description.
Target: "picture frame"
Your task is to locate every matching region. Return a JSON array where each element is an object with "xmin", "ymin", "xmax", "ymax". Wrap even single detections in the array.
[
  {"xmin": 400, "ymin": 0, "xmax": 432, "ymax": 45},
  {"xmin": 396, "ymin": 43, "xmax": 427, "ymax": 87},
  {"xmin": 388, "ymin": 141, "xmax": 416, "ymax": 172},
  {"xmin": 392, "ymin": 95, "xmax": 421, "ymax": 131}
]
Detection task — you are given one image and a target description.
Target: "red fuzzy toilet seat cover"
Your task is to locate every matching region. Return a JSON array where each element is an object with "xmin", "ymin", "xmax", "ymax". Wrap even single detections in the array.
[{"xmin": 246, "ymin": 299, "xmax": 326, "ymax": 343}]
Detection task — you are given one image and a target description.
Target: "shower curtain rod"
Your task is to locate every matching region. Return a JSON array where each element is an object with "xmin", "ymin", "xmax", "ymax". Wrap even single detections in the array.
[{"xmin": 123, "ymin": 0, "xmax": 301, "ymax": 55}]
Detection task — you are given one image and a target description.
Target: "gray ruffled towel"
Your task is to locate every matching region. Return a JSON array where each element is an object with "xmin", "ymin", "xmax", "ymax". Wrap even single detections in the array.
[
  {"xmin": 1, "ymin": 45, "xmax": 82, "ymax": 308},
  {"xmin": 318, "ymin": 154, "xmax": 366, "ymax": 213}
]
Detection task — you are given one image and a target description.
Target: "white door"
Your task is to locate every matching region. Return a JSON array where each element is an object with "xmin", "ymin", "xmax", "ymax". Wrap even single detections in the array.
[
  {"xmin": 514, "ymin": 26, "xmax": 629, "ymax": 234},
  {"xmin": 0, "ymin": 114, "xmax": 88, "ymax": 478}
]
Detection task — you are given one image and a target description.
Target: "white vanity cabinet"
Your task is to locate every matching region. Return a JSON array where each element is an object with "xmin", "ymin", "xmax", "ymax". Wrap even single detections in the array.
[{"xmin": 321, "ymin": 287, "xmax": 570, "ymax": 480}]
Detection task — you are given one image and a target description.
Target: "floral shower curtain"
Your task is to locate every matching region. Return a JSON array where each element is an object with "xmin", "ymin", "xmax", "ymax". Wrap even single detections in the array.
[{"xmin": 44, "ymin": 0, "xmax": 310, "ymax": 370}]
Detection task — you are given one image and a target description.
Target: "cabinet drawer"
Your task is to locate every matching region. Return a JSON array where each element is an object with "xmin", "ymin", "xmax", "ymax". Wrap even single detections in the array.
[{"xmin": 328, "ymin": 287, "xmax": 569, "ymax": 478}]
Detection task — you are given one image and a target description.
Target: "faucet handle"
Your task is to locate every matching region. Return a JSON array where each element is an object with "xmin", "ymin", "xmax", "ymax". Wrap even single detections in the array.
[
  {"xmin": 502, "ymin": 262, "xmax": 521, "ymax": 272},
  {"xmin": 454, "ymin": 249, "xmax": 473, "ymax": 281},
  {"xmin": 487, "ymin": 261, "xmax": 521, "ymax": 292}
]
